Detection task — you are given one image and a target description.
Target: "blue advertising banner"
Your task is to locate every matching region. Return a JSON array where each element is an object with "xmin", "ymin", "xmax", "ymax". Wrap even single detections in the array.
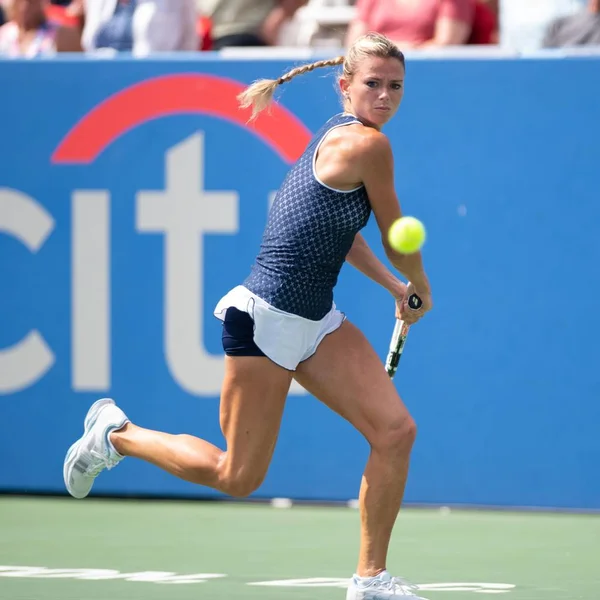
[{"xmin": 1, "ymin": 55, "xmax": 599, "ymax": 508}]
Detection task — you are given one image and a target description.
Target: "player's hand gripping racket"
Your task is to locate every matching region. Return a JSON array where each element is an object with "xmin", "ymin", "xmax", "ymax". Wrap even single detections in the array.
[{"xmin": 385, "ymin": 293, "xmax": 423, "ymax": 379}]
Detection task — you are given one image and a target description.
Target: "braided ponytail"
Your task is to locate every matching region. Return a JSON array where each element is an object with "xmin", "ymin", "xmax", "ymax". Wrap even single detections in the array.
[
  {"xmin": 237, "ymin": 56, "xmax": 344, "ymax": 121},
  {"xmin": 237, "ymin": 33, "xmax": 405, "ymax": 121}
]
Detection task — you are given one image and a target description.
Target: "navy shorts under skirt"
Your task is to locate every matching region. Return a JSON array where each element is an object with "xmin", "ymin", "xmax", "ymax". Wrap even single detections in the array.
[{"xmin": 221, "ymin": 306, "xmax": 266, "ymax": 358}]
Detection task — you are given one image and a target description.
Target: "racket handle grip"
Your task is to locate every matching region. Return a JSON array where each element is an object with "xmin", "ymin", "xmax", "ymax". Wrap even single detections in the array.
[{"xmin": 407, "ymin": 293, "xmax": 423, "ymax": 310}]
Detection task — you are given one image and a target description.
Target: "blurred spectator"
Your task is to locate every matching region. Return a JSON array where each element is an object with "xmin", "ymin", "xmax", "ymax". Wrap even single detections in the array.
[
  {"xmin": 500, "ymin": 0, "xmax": 586, "ymax": 52},
  {"xmin": 0, "ymin": 0, "xmax": 81, "ymax": 56},
  {"xmin": 0, "ymin": 4, "xmax": 5, "ymax": 27},
  {"xmin": 198, "ymin": 0, "xmax": 308, "ymax": 49},
  {"xmin": 196, "ymin": 10, "xmax": 212, "ymax": 49},
  {"xmin": 82, "ymin": 0, "xmax": 198, "ymax": 55},
  {"xmin": 345, "ymin": 0, "xmax": 475, "ymax": 49},
  {"xmin": 47, "ymin": 0, "xmax": 84, "ymax": 29},
  {"xmin": 542, "ymin": 0, "xmax": 600, "ymax": 47},
  {"xmin": 468, "ymin": 0, "xmax": 498, "ymax": 44},
  {"xmin": 483, "ymin": 0, "xmax": 498, "ymax": 18}
]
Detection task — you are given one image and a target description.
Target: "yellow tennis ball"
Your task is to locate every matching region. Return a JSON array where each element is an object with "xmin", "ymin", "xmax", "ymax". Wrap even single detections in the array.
[{"xmin": 388, "ymin": 217, "xmax": 426, "ymax": 254}]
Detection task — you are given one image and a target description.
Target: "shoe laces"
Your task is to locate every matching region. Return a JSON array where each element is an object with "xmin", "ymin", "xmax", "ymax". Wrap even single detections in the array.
[
  {"xmin": 84, "ymin": 449, "xmax": 120, "ymax": 478},
  {"xmin": 381, "ymin": 575, "xmax": 419, "ymax": 595}
]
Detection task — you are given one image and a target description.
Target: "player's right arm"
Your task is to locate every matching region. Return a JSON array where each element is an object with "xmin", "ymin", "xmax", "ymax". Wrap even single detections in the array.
[{"xmin": 351, "ymin": 128, "xmax": 432, "ymax": 306}]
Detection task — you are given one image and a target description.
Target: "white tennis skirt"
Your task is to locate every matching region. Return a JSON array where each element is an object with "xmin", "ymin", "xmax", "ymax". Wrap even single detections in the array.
[{"xmin": 214, "ymin": 285, "xmax": 345, "ymax": 371}]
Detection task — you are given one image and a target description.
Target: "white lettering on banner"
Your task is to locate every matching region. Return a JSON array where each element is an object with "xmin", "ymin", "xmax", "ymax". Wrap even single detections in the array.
[
  {"xmin": 0, "ymin": 137, "xmax": 308, "ymax": 397},
  {"xmin": 137, "ymin": 133, "xmax": 238, "ymax": 395},
  {"xmin": 0, "ymin": 189, "xmax": 56, "ymax": 393},
  {"xmin": 72, "ymin": 191, "xmax": 110, "ymax": 390}
]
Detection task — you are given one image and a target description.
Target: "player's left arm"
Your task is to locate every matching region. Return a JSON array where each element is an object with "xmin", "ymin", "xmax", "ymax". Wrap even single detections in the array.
[{"xmin": 346, "ymin": 233, "xmax": 407, "ymax": 301}]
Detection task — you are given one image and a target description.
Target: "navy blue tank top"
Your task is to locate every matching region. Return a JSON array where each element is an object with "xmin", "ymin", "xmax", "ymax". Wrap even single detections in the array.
[{"xmin": 243, "ymin": 113, "xmax": 372, "ymax": 320}]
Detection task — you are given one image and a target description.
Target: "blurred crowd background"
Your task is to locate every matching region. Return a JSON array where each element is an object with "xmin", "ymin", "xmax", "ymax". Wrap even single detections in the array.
[{"xmin": 0, "ymin": 0, "xmax": 598, "ymax": 58}]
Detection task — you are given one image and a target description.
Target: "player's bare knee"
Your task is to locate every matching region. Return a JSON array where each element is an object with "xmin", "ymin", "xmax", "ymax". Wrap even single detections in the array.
[
  {"xmin": 225, "ymin": 475, "xmax": 264, "ymax": 498},
  {"xmin": 404, "ymin": 416, "xmax": 417, "ymax": 445},
  {"xmin": 372, "ymin": 415, "xmax": 417, "ymax": 457},
  {"xmin": 220, "ymin": 466, "xmax": 266, "ymax": 498}
]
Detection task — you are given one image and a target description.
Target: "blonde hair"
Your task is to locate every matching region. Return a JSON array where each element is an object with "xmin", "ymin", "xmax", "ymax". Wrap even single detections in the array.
[{"xmin": 237, "ymin": 33, "xmax": 406, "ymax": 120}]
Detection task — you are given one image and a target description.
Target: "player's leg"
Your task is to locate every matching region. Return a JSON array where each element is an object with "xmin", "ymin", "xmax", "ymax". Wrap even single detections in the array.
[
  {"xmin": 294, "ymin": 320, "xmax": 417, "ymax": 579},
  {"xmin": 112, "ymin": 356, "xmax": 292, "ymax": 496},
  {"xmin": 64, "ymin": 356, "xmax": 292, "ymax": 499}
]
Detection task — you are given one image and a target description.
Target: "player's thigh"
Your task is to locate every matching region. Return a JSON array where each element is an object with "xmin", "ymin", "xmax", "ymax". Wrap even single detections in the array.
[
  {"xmin": 220, "ymin": 355, "xmax": 293, "ymax": 479},
  {"xmin": 294, "ymin": 320, "xmax": 415, "ymax": 446}
]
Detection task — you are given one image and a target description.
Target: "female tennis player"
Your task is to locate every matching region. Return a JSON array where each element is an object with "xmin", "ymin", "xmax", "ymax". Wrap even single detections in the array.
[{"xmin": 64, "ymin": 32, "xmax": 433, "ymax": 599}]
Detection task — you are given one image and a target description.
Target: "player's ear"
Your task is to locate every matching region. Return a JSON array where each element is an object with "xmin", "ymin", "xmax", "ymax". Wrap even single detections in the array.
[{"xmin": 339, "ymin": 77, "xmax": 350, "ymax": 98}]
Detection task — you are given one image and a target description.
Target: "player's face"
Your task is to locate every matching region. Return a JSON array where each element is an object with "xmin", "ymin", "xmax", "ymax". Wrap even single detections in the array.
[{"xmin": 341, "ymin": 56, "xmax": 405, "ymax": 129}]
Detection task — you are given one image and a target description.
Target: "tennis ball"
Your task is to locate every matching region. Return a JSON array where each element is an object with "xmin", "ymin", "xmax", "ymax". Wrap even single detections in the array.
[{"xmin": 388, "ymin": 217, "xmax": 426, "ymax": 254}]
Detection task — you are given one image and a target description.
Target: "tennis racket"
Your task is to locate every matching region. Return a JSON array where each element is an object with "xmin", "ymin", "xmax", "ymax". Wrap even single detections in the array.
[{"xmin": 385, "ymin": 293, "xmax": 423, "ymax": 379}]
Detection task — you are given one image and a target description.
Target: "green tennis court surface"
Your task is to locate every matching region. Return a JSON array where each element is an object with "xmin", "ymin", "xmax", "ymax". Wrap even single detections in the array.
[{"xmin": 1, "ymin": 496, "xmax": 598, "ymax": 600}]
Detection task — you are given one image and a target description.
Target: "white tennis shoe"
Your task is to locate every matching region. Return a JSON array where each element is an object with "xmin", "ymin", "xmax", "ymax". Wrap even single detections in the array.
[
  {"xmin": 346, "ymin": 571, "xmax": 427, "ymax": 600},
  {"xmin": 63, "ymin": 398, "xmax": 129, "ymax": 499}
]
